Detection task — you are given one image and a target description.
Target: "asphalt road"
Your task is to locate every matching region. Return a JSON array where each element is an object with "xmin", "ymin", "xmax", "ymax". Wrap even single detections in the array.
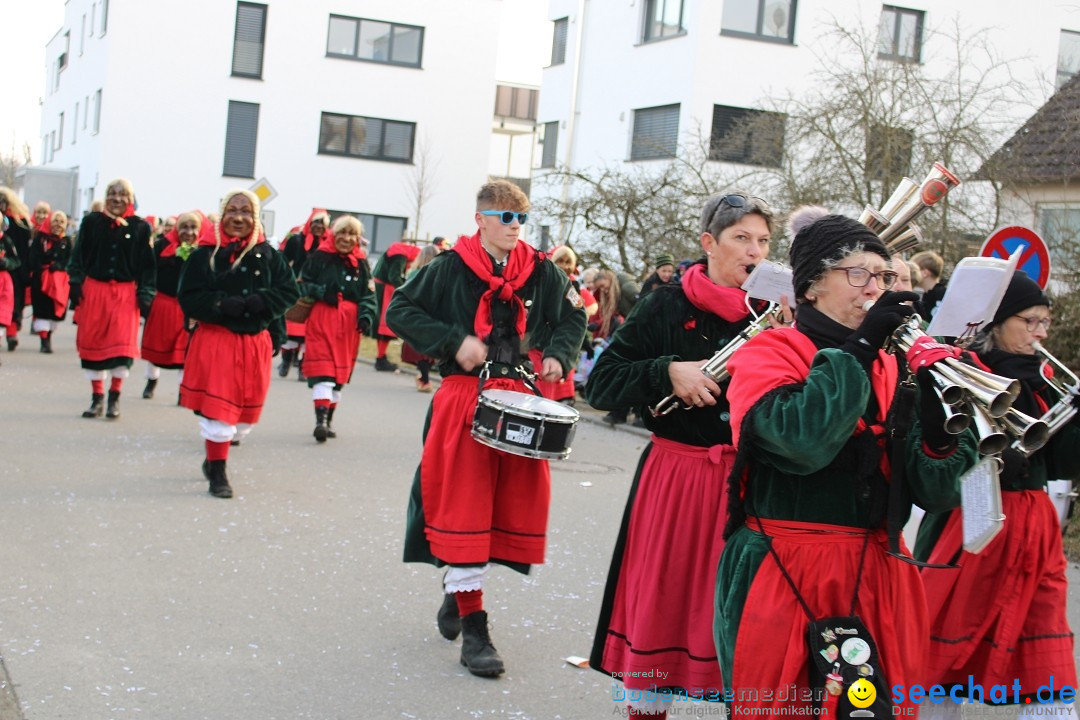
[{"xmin": 0, "ymin": 328, "xmax": 1077, "ymax": 720}]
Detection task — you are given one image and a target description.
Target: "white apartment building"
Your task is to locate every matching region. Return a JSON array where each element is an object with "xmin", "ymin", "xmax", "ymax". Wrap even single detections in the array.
[
  {"xmin": 534, "ymin": 0, "xmax": 1080, "ymax": 248},
  {"xmin": 38, "ymin": 0, "xmax": 532, "ymax": 251}
]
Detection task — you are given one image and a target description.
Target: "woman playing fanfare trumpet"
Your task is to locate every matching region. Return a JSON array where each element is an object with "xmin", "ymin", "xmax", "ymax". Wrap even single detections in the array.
[
  {"xmin": 714, "ymin": 208, "xmax": 978, "ymax": 717},
  {"xmin": 586, "ymin": 192, "xmax": 777, "ymax": 717},
  {"xmin": 915, "ymin": 271, "xmax": 1080, "ymax": 717}
]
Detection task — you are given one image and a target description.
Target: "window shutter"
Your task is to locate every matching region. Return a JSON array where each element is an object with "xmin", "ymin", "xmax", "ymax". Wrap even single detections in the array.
[
  {"xmin": 541, "ymin": 122, "xmax": 559, "ymax": 168},
  {"xmin": 232, "ymin": 3, "xmax": 266, "ymax": 78},
  {"xmin": 631, "ymin": 105, "xmax": 680, "ymax": 160},
  {"xmin": 223, "ymin": 101, "xmax": 259, "ymax": 178},
  {"xmin": 551, "ymin": 18, "xmax": 568, "ymax": 65}
]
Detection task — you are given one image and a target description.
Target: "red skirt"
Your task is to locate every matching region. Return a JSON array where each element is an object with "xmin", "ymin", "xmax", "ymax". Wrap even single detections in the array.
[
  {"xmin": 140, "ymin": 293, "xmax": 188, "ymax": 368},
  {"xmin": 39, "ymin": 268, "xmax": 70, "ymax": 319},
  {"xmin": 596, "ymin": 435, "xmax": 733, "ymax": 694},
  {"xmin": 375, "ymin": 281, "xmax": 397, "ymax": 338},
  {"xmin": 528, "ymin": 348, "xmax": 575, "ymax": 401},
  {"xmin": 74, "ymin": 278, "xmax": 140, "ymax": 362},
  {"xmin": 0, "ymin": 271, "xmax": 13, "ymax": 327},
  {"xmin": 728, "ymin": 519, "xmax": 926, "ymax": 716},
  {"xmin": 284, "ymin": 317, "xmax": 307, "ymax": 338},
  {"xmin": 921, "ymin": 490, "xmax": 1076, "ymax": 694},
  {"xmin": 419, "ymin": 375, "xmax": 550, "ymax": 565},
  {"xmin": 180, "ymin": 323, "xmax": 272, "ymax": 425},
  {"xmin": 302, "ymin": 299, "xmax": 359, "ymax": 384}
]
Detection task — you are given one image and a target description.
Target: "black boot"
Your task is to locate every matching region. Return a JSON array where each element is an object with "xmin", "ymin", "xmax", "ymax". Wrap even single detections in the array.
[
  {"xmin": 459, "ymin": 611, "xmax": 504, "ymax": 677},
  {"xmin": 374, "ymin": 355, "xmax": 398, "ymax": 372},
  {"xmin": 82, "ymin": 393, "xmax": 105, "ymax": 418},
  {"xmin": 325, "ymin": 406, "xmax": 337, "ymax": 439},
  {"xmin": 40, "ymin": 333, "xmax": 53, "ymax": 354},
  {"xmin": 6, "ymin": 336, "xmax": 17, "ymax": 351},
  {"xmin": 106, "ymin": 390, "xmax": 121, "ymax": 419},
  {"xmin": 142, "ymin": 378, "xmax": 158, "ymax": 399},
  {"xmin": 313, "ymin": 406, "xmax": 329, "ymax": 443},
  {"xmin": 277, "ymin": 348, "xmax": 294, "ymax": 377},
  {"xmin": 203, "ymin": 459, "xmax": 233, "ymax": 498},
  {"xmin": 437, "ymin": 592, "xmax": 461, "ymax": 641}
]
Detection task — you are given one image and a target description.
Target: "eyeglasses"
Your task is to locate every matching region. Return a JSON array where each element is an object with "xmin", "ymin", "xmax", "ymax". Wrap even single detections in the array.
[
  {"xmin": 1014, "ymin": 315, "xmax": 1052, "ymax": 331},
  {"xmin": 830, "ymin": 266, "xmax": 899, "ymax": 290},
  {"xmin": 480, "ymin": 210, "xmax": 528, "ymax": 225}
]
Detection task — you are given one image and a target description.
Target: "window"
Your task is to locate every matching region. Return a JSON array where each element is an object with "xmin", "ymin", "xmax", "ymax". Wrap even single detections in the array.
[
  {"xmin": 223, "ymin": 100, "xmax": 260, "ymax": 178},
  {"xmin": 80, "ymin": 15, "xmax": 85, "ymax": 55},
  {"xmin": 540, "ymin": 121, "xmax": 559, "ymax": 168},
  {"xmin": 865, "ymin": 124, "xmax": 913, "ymax": 181},
  {"xmin": 100, "ymin": 0, "xmax": 108, "ymax": 35},
  {"xmin": 329, "ymin": 210, "xmax": 408, "ymax": 254},
  {"xmin": 92, "ymin": 89, "xmax": 102, "ymax": 133},
  {"xmin": 90, "ymin": 3, "xmax": 96, "ymax": 40},
  {"xmin": 326, "ymin": 15, "xmax": 424, "ymax": 67},
  {"xmin": 643, "ymin": 0, "xmax": 684, "ymax": 42},
  {"xmin": 1057, "ymin": 30, "xmax": 1080, "ymax": 90},
  {"xmin": 630, "ymin": 104, "xmax": 680, "ymax": 160},
  {"xmin": 878, "ymin": 6, "xmax": 923, "ymax": 62},
  {"xmin": 318, "ymin": 112, "xmax": 415, "ymax": 163},
  {"xmin": 57, "ymin": 113, "xmax": 64, "ymax": 150},
  {"xmin": 1039, "ymin": 205, "xmax": 1080, "ymax": 268},
  {"xmin": 550, "ymin": 17, "xmax": 568, "ymax": 65},
  {"xmin": 494, "ymin": 85, "xmax": 538, "ymax": 121},
  {"xmin": 709, "ymin": 105, "xmax": 785, "ymax": 167},
  {"xmin": 721, "ymin": 0, "xmax": 796, "ymax": 44},
  {"xmin": 232, "ymin": 2, "xmax": 267, "ymax": 79},
  {"xmin": 49, "ymin": 132, "xmax": 56, "ymax": 161},
  {"xmin": 84, "ymin": 95, "xmax": 89, "ymax": 128},
  {"xmin": 73, "ymin": 101, "xmax": 79, "ymax": 144}
]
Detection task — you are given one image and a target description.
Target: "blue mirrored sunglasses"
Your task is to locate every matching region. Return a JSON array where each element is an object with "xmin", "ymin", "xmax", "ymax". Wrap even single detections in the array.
[{"xmin": 480, "ymin": 210, "xmax": 528, "ymax": 225}]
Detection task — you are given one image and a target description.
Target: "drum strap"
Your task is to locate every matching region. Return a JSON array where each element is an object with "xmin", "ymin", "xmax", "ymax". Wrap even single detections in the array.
[{"xmin": 475, "ymin": 361, "xmax": 543, "ymax": 398}]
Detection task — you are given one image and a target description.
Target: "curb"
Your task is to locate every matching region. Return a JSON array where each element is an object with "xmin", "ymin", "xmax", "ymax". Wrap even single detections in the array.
[{"xmin": 0, "ymin": 655, "xmax": 24, "ymax": 720}]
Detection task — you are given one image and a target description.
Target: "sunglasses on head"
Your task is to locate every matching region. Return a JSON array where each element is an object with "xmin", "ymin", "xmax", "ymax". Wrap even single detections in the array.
[
  {"xmin": 480, "ymin": 210, "xmax": 528, "ymax": 225},
  {"xmin": 706, "ymin": 193, "xmax": 771, "ymax": 232}
]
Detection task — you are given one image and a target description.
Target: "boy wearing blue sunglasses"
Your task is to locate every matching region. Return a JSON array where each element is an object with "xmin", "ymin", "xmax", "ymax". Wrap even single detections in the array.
[{"xmin": 387, "ymin": 180, "xmax": 587, "ymax": 679}]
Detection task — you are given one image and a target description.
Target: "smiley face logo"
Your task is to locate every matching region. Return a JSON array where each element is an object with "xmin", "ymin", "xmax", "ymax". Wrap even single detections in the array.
[{"xmin": 848, "ymin": 677, "xmax": 876, "ymax": 709}]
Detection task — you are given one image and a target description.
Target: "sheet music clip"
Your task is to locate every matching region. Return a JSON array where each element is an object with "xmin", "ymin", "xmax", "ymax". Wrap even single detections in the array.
[{"xmin": 955, "ymin": 320, "xmax": 983, "ymax": 347}]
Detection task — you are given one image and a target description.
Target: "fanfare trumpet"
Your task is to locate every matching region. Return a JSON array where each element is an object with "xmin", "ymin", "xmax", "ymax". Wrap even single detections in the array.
[
  {"xmin": 889, "ymin": 315, "xmax": 1025, "ymax": 454},
  {"xmin": 1022, "ymin": 341, "xmax": 1080, "ymax": 453},
  {"xmin": 649, "ymin": 304, "xmax": 783, "ymax": 417},
  {"xmin": 858, "ymin": 163, "xmax": 962, "ymax": 254}
]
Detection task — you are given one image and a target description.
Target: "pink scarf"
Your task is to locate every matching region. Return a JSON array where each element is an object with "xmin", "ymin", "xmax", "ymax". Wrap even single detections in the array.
[{"xmin": 680, "ymin": 263, "xmax": 750, "ymax": 323}]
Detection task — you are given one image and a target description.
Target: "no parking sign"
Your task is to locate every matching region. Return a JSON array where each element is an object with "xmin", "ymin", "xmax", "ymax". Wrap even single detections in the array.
[{"xmin": 979, "ymin": 226, "xmax": 1051, "ymax": 289}]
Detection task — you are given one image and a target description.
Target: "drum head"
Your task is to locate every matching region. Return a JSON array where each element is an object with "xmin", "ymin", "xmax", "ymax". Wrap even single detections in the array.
[{"xmin": 480, "ymin": 389, "xmax": 579, "ymax": 420}]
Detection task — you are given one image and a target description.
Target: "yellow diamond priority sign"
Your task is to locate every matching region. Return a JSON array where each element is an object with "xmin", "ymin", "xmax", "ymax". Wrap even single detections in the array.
[{"xmin": 249, "ymin": 178, "xmax": 278, "ymax": 205}]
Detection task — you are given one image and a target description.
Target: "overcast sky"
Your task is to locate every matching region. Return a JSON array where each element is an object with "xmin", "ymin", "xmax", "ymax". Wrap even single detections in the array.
[{"xmin": 0, "ymin": 1, "xmax": 551, "ymax": 166}]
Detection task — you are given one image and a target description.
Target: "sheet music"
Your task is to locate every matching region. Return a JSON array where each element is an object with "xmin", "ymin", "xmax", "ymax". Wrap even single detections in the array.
[
  {"xmin": 741, "ymin": 261, "xmax": 794, "ymax": 305},
  {"xmin": 926, "ymin": 251, "xmax": 1020, "ymax": 337},
  {"xmin": 960, "ymin": 456, "xmax": 1005, "ymax": 554}
]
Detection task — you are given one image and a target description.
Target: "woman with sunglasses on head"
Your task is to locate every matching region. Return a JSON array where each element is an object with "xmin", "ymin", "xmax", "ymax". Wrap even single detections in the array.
[
  {"xmin": 387, "ymin": 180, "xmax": 586, "ymax": 679},
  {"xmin": 585, "ymin": 192, "xmax": 777, "ymax": 717},
  {"xmin": 914, "ymin": 271, "xmax": 1080, "ymax": 718},
  {"xmin": 297, "ymin": 215, "xmax": 376, "ymax": 442},
  {"xmin": 371, "ymin": 238, "xmax": 421, "ymax": 372},
  {"xmin": 714, "ymin": 207, "xmax": 978, "ymax": 717}
]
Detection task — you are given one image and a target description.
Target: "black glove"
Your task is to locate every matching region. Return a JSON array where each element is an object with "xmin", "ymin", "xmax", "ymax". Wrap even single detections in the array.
[
  {"xmin": 323, "ymin": 289, "xmax": 339, "ymax": 306},
  {"xmin": 139, "ymin": 298, "xmax": 153, "ymax": 319},
  {"xmin": 999, "ymin": 447, "xmax": 1031, "ymax": 488},
  {"xmin": 272, "ymin": 346, "xmax": 281, "ymax": 358},
  {"xmin": 244, "ymin": 293, "xmax": 266, "ymax": 315},
  {"xmin": 841, "ymin": 291, "xmax": 919, "ymax": 371},
  {"xmin": 917, "ymin": 368, "xmax": 956, "ymax": 454},
  {"xmin": 357, "ymin": 317, "xmax": 371, "ymax": 335},
  {"xmin": 69, "ymin": 283, "xmax": 82, "ymax": 310},
  {"xmin": 0, "ymin": 257, "xmax": 7, "ymax": 270},
  {"xmin": 220, "ymin": 295, "xmax": 246, "ymax": 318}
]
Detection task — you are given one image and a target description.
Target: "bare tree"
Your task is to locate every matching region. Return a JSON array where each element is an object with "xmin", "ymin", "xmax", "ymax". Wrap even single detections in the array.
[
  {"xmin": 405, "ymin": 133, "xmax": 439, "ymax": 241},
  {"xmin": 0, "ymin": 137, "xmax": 32, "ymax": 187}
]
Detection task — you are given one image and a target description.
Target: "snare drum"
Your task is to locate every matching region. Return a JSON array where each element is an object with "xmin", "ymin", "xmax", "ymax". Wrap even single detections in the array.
[{"xmin": 471, "ymin": 389, "xmax": 579, "ymax": 460}]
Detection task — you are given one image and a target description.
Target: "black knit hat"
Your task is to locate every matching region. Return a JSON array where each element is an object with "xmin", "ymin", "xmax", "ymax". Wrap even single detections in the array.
[
  {"xmin": 789, "ymin": 214, "xmax": 890, "ymax": 301},
  {"xmin": 991, "ymin": 271, "xmax": 1050, "ymax": 326}
]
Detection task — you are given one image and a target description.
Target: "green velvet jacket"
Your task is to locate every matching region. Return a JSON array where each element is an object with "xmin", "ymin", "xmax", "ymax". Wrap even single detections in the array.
[
  {"xmin": 177, "ymin": 241, "xmax": 299, "ymax": 341},
  {"xmin": 68, "ymin": 213, "xmax": 156, "ymax": 308},
  {"xmin": 372, "ymin": 252, "xmax": 409, "ymax": 288},
  {"xmin": 297, "ymin": 250, "xmax": 377, "ymax": 329},
  {"xmin": 386, "ymin": 249, "xmax": 586, "ymax": 377}
]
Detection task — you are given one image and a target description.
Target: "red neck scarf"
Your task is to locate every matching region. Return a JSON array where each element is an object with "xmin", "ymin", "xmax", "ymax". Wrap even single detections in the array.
[
  {"xmin": 103, "ymin": 203, "xmax": 136, "ymax": 227},
  {"xmin": 385, "ymin": 241, "xmax": 421, "ymax": 263},
  {"xmin": 316, "ymin": 231, "xmax": 365, "ymax": 268},
  {"xmin": 301, "ymin": 208, "xmax": 329, "ymax": 252},
  {"xmin": 451, "ymin": 232, "xmax": 539, "ymax": 341},
  {"xmin": 680, "ymin": 263, "xmax": 751, "ymax": 323},
  {"xmin": 34, "ymin": 215, "xmax": 51, "ymax": 234}
]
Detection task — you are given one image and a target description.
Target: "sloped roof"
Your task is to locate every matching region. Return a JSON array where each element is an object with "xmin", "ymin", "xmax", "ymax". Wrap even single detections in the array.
[{"xmin": 979, "ymin": 73, "xmax": 1080, "ymax": 184}]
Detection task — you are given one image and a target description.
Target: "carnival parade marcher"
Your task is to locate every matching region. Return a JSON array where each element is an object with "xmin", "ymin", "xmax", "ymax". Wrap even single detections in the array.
[
  {"xmin": 0, "ymin": 188, "xmax": 32, "ymax": 351},
  {"xmin": 28, "ymin": 210, "xmax": 72, "ymax": 353},
  {"xmin": 178, "ymin": 190, "xmax": 299, "ymax": 498},
  {"xmin": 140, "ymin": 211, "xmax": 207, "ymax": 399},
  {"xmin": 372, "ymin": 238, "xmax": 421, "ymax": 372},
  {"xmin": 398, "ymin": 243, "xmax": 440, "ymax": 392},
  {"xmin": 280, "ymin": 209, "xmax": 330, "ymax": 380},
  {"xmin": 586, "ymin": 192, "xmax": 776, "ymax": 718},
  {"xmin": 714, "ymin": 208, "xmax": 978, "ymax": 716},
  {"xmin": 387, "ymin": 180, "xmax": 586, "ymax": 678},
  {"xmin": 0, "ymin": 215, "xmax": 22, "ymax": 361},
  {"xmin": 68, "ymin": 179, "xmax": 156, "ymax": 419},
  {"xmin": 532, "ymin": 245, "xmax": 593, "ymax": 405},
  {"xmin": 915, "ymin": 271, "xmax": 1080, "ymax": 718},
  {"xmin": 297, "ymin": 215, "xmax": 376, "ymax": 442}
]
